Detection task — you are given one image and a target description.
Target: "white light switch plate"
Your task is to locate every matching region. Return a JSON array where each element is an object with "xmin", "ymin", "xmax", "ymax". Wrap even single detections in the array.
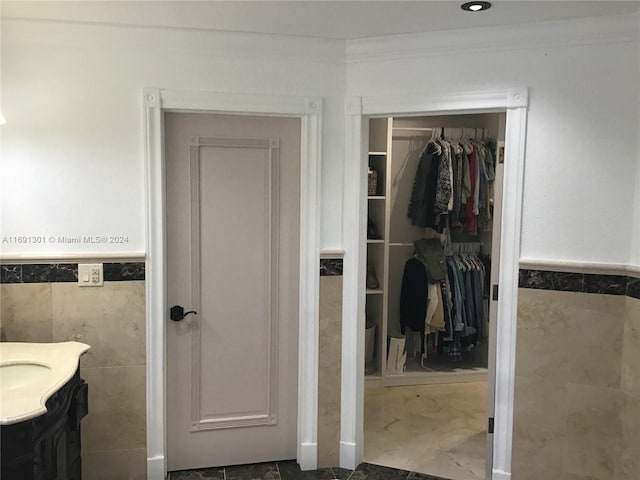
[{"xmin": 78, "ymin": 263, "xmax": 104, "ymax": 287}]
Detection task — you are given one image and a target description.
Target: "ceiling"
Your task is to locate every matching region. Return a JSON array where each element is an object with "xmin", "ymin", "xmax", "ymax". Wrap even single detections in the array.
[{"xmin": 2, "ymin": 1, "xmax": 639, "ymax": 40}]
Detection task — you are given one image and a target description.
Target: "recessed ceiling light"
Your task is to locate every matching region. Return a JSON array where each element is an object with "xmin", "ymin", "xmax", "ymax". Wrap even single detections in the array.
[{"xmin": 461, "ymin": 1, "xmax": 492, "ymax": 12}]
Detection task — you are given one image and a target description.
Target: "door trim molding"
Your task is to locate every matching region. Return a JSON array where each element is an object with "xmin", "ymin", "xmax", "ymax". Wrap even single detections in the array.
[
  {"xmin": 341, "ymin": 88, "xmax": 529, "ymax": 479},
  {"xmin": 143, "ymin": 88, "xmax": 323, "ymax": 477}
]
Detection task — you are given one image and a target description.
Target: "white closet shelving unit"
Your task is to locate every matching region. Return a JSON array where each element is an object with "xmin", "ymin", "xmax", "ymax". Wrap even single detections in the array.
[
  {"xmin": 365, "ymin": 118, "xmax": 390, "ymax": 380},
  {"xmin": 365, "ymin": 116, "xmax": 494, "ymax": 387}
]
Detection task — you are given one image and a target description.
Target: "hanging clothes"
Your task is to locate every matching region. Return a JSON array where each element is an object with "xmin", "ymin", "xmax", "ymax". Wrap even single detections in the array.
[
  {"xmin": 445, "ymin": 254, "xmax": 487, "ymax": 340},
  {"xmin": 434, "ymin": 139, "xmax": 453, "ymax": 214},
  {"xmin": 450, "ymin": 143, "xmax": 464, "ymax": 228},
  {"xmin": 444, "ymin": 137, "xmax": 496, "ymax": 233},
  {"xmin": 426, "ymin": 283, "xmax": 446, "ymax": 333},
  {"xmin": 413, "ymin": 238, "xmax": 447, "ymax": 282},
  {"xmin": 480, "ymin": 141, "xmax": 496, "ymax": 230},
  {"xmin": 407, "ymin": 141, "xmax": 442, "ymax": 228},
  {"xmin": 465, "ymin": 144, "xmax": 478, "ymax": 234},
  {"xmin": 399, "ymin": 257, "xmax": 429, "ymax": 335},
  {"xmin": 438, "ymin": 277, "xmax": 454, "ymax": 340}
]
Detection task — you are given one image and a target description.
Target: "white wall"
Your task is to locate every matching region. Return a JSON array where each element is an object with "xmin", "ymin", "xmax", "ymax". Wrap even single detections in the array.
[
  {"xmin": 3, "ymin": 12, "xmax": 639, "ymax": 266},
  {"xmin": 346, "ymin": 14, "xmax": 640, "ymax": 266},
  {"xmin": 0, "ymin": 18, "xmax": 345, "ymax": 256}
]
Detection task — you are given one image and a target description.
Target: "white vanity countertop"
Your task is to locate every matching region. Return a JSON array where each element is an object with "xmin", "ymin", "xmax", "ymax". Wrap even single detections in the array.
[{"xmin": 0, "ymin": 342, "xmax": 90, "ymax": 425}]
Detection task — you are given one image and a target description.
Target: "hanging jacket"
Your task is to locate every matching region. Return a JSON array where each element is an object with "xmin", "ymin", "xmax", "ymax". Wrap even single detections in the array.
[
  {"xmin": 413, "ymin": 238, "xmax": 447, "ymax": 282},
  {"xmin": 407, "ymin": 141, "xmax": 442, "ymax": 228},
  {"xmin": 450, "ymin": 143, "xmax": 464, "ymax": 226},
  {"xmin": 465, "ymin": 144, "xmax": 478, "ymax": 233},
  {"xmin": 434, "ymin": 140, "xmax": 453, "ymax": 214},
  {"xmin": 400, "ymin": 257, "xmax": 429, "ymax": 334}
]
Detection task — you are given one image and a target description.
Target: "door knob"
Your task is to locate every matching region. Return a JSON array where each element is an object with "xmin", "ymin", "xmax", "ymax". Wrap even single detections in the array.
[{"xmin": 170, "ymin": 305, "xmax": 197, "ymax": 322}]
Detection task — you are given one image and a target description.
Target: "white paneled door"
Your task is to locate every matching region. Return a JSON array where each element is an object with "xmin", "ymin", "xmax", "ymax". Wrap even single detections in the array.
[{"xmin": 165, "ymin": 113, "xmax": 301, "ymax": 470}]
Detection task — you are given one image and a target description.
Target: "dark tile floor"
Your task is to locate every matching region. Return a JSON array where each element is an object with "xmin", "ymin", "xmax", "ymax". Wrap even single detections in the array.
[{"xmin": 169, "ymin": 461, "xmax": 450, "ymax": 480}]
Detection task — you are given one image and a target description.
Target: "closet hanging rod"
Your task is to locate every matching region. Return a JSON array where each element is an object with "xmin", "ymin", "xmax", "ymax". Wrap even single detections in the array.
[
  {"xmin": 391, "ymin": 127, "xmax": 435, "ymax": 131},
  {"xmin": 392, "ymin": 135, "xmax": 431, "ymax": 140}
]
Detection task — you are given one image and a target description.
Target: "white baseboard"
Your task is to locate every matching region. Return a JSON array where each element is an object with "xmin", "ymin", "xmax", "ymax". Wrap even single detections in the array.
[
  {"xmin": 339, "ymin": 441, "xmax": 358, "ymax": 471},
  {"xmin": 298, "ymin": 442, "xmax": 318, "ymax": 471},
  {"xmin": 147, "ymin": 455, "xmax": 166, "ymax": 480},
  {"xmin": 492, "ymin": 469, "xmax": 511, "ymax": 480}
]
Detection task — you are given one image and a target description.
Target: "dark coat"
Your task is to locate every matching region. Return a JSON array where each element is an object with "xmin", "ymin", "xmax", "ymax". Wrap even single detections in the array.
[
  {"xmin": 407, "ymin": 141, "xmax": 442, "ymax": 228},
  {"xmin": 400, "ymin": 257, "xmax": 429, "ymax": 333}
]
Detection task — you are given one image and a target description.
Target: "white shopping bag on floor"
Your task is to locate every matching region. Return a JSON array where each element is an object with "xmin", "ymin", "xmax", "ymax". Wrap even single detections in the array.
[{"xmin": 386, "ymin": 335, "xmax": 406, "ymax": 375}]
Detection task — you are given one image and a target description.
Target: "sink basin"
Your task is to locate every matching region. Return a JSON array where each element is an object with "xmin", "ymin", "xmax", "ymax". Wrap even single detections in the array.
[
  {"xmin": 0, "ymin": 363, "xmax": 52, "ymax": 393},
  {"xmin": 0, "ymin": 342, "xmax": 90, "ymax": 425}
]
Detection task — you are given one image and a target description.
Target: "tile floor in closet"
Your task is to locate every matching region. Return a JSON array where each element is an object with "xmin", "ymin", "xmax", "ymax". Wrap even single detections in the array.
[{"xmin": 364, "ymin": 381, "xmax": 487, "ymax": 480}]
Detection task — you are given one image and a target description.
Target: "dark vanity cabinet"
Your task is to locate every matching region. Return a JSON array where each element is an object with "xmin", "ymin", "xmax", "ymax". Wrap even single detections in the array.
[{"xmin": 1, "ymin": 369, "xmax": 88, "ymax": 480}]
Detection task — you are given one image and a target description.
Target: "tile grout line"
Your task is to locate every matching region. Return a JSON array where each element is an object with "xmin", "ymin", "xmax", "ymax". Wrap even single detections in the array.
[{"xmin": 345, "ymin": 467, "xmax": 353, "ymax": 480}]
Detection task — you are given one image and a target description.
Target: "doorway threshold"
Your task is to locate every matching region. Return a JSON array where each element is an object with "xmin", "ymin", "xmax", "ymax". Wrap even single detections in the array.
[{"xmin": 168, "ymin": 460, "xmax": 452, "ymax": 479}]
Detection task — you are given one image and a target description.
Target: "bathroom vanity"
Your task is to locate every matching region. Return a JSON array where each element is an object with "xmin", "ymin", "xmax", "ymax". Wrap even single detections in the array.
[{"xmin": 0, "ymin": 342, "xmax": 90, "ymax": 480}]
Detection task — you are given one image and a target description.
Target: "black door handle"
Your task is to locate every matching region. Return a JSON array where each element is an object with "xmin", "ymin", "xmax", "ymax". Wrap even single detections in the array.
[{"xmin": 170, "ymin": 305, "xmax": 197, "ymax": 322}]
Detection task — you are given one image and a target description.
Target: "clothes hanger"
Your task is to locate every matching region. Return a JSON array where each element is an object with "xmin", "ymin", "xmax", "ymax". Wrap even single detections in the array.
[
  {"xmin": 457, "ymin": 128, "xmax": 465, "ymax": 151},
  {"xmin": 461, "ymin": 128, "xmax": 471, "ymax": 149}
]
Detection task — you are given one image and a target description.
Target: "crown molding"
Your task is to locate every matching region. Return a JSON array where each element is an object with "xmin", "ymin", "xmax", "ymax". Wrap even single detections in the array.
[
  {"xmin": 347, "ymin": 12, "xmax": 640, "ymax": 64},
  {"xmin": 2, "ymin": 17, "xmax": 345, "ymax": 64},
  {"xmin": 5, "ymin": 12, "xmax": 638, "ymax": 66}
]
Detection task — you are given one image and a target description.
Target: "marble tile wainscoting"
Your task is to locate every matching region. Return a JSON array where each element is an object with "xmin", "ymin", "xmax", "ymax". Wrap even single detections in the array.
[
  {"xmin": 0, "ymin": 262, "xmax": 147, "ymax": 480},
  {"xmin": 4, "ymin": 258, "xmax": 636, "ymax": 479},
  {"xmin": 318, "ymin": 256, "xmax": 344, "ymax": 467},
  {"xmin": 513, "ymin": 268, "xmax": 640, "ymax": 480}
]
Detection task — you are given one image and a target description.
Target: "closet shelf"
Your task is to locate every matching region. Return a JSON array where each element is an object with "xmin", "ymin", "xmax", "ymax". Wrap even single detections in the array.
[
  {"xmin": 367, "ymin": 239, "xmax": 384, "ymax": 244},
  {"xmin": 366, "ymin": 289, "xmax": 383, "ymax": 295},
  {"xmin": 368, "ymin": 151, "xmax": 387, "ymax": 156},
  {"xmin": 389, "ymin": 242, "xmax": 414, "ymax": 247},
  {"xmin": 365, "ymin": 374, "xmax": 382, "ymax": 385},
  {"xmin": 368, "ymin": 196, "xmax": 385, "ymax": 200}
]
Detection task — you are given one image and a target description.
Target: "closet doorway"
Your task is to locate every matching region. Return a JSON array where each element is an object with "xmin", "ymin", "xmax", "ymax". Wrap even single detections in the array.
[{"xmin": 363, "ymin": 113, "xmax": 506, "ymax": 480}]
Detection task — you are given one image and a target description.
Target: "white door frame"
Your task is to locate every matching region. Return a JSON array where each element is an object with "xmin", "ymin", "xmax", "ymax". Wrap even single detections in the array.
[
  {"xmin": 340, "ymin": 88, "xmax": 529, "ymax": 480},
  {"xmin": 143, "ymin": 88, "xmax": 323, "ymax": 479}
]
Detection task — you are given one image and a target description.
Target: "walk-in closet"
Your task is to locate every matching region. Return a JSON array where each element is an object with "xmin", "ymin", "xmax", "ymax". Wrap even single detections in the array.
[{"xmin": 363, "ymin": 113, "xmax": 506, "ymax": 480}]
